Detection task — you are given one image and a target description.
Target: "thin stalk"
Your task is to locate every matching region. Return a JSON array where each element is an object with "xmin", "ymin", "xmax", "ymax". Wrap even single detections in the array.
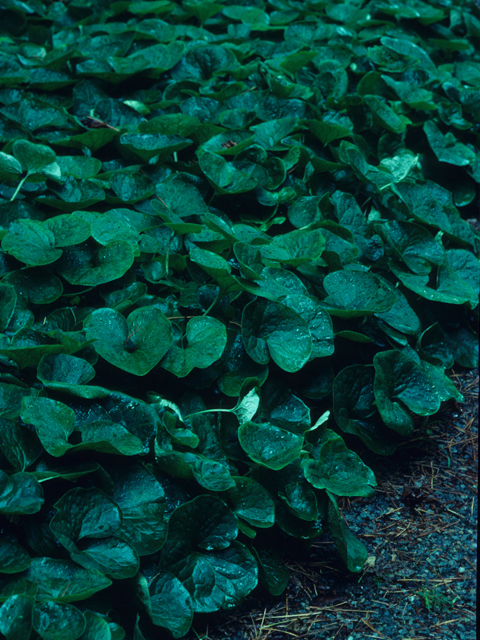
[
  {"xmin": 9, "ymin": 175, "xmax": 28, "ymax": 202},
  {"xmin": 164, "ymin": 230, "xmax": 174, "ymax": 277},
  {"xmin": 202, "ymin": 287, "xmax": 225, "ymax": 316},
  {"xmin": 183, "ymin": 408, "xmax": 233, "ymax": 420}
]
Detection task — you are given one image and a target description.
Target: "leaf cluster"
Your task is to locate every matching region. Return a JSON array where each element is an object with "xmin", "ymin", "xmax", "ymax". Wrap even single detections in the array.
[{"xmin": 0, "ymin": 0, "xmax": 479, "ymax": 638}]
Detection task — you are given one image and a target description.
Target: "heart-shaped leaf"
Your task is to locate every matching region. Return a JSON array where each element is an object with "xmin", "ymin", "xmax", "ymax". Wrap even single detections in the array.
[
  {"xmin": 84, "ymin": 307, "xmax": 173, "ymax": 376},
  {"xmin": 12, "ymin": 140, "xmax": 56, "ymax": 176},
  {"xmin": 303, "ymin": 430, "xmax": 376, "ymax": 497},
  {"xmin": 161, "ymin": 316, "xmax": 227, "ymax": 377},
  {"xmin": 238, "ymin": 421, "xmax": 304, "ymax": 470}
]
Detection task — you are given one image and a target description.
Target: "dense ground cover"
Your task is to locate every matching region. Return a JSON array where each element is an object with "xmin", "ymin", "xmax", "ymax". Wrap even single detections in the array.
[{"xmin": 0, "ymin": 0, "xmax": 479, "ymax": 638}]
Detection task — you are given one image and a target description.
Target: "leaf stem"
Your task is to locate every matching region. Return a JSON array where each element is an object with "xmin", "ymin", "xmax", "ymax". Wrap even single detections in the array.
[
  {"xmin": 202, "ymin": 288, "xmax": 225, "ymax": 316},
  {"xmin": 165, "ymin": 230, "xmax": 174, "ymax": 277},
  {"xmin": 9, "ymin": 175, "xmax": 28, "ymax": 202},
  {"xmin": 183, "ymin": 408, "xmax": 233, "ymax": 420}
]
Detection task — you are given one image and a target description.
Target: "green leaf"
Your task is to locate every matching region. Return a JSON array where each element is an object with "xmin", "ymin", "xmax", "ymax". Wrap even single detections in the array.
[
  {"xmin": 226, "ymin": 476, "xmax": 275, "ymax": 528},
  {"xmin": 0, "ymin": 330, "xmax": 85, "ymax": 370},
  {"xmin": 252, "ymin": 545, "xmax": 289, "ymax": 597},
  {"xmin": 171, "ymin": 45, "xmax": 239, "ymax": 81},
  {"xmin": 374, "ymin": 279, "xmax": 422, "ymax": 336},
  {"xmin": 158, "ymin": 496, "xmax": 257, "ymax": 613},
  {"xmin": 138, "ymin": 572, "xmax": 193, "ymax": 639},
  {"xmin": 154, "ymin": 181, "xmax": 209, "ymax": 219},
  {"xmin": 279, "ymin": 473, "xmax": 319, "ymax": 523},
  {"xmin": 189, "ymin": 245, "xmax": 234, "ymax": 283},
  {"xmin": 0, "ymin": 56, "xmax": 30, "ymax": 85},
  {"xmin": 184, "ymin": 0, "xmax": 223, "ymax": 24},
  {"xmin": 57, "ymin": 129, "xmax": 118, "ymax": 153},
  {"xmin": 278, "ymin": 294, "xmax": 334, "ymax": 360},
  {"xmin": 30, "ymin": 461, "xmax": 99, "ymax": 484},
  {"xmin": 223, "ymin": 5, "xmax": 269, "ymax": 25},
  {"xmin": 74, "ymin": 211, "xmax": 138, "ymax": 248},
  {"xmin": 251, "ymin": 118, "xmax": 298, "ymax": 150},
  {"xmin": 327, "ymin": 493, "xmax": 367, "ymax": 573},
  {"xmin": 26, "ymin": 558, "xmax": 112, "ymax": 602},
  {"xmin": 109, "ymin": 42, "xmax": 185, "ymax": 76},
  {"xmin": 33, "ymin": 601, "xmax": 86, "ymax": 640},
  {"xmin": 77, "ymin": 611, "xmax": 112, "ymax": 640},
  {"xmin": 374, "ymin": 350, "xmax": 440, "ymax": 434},
  {"xmin": 259, "ymin": 229, "xmax": 326, "ymax": 267},
  {"xmin": 200, "ymin": 131, "xmax": 255, "ymax": 157},
  {"xmin": 391, "ymin": 250, "xmax": 479, "ymax": 307},
  {"xmin": 313, "ymin": 59, "xmax": 348, "ymax": 100},
  {"xmin": 0, "ymin": 414, "xmax": 42, "ymax": 471},
  {"xmin": 233, "ymin": 242, "xmax": 263, "ymax": 281},
  {"xmin": 424, "ymin": 121, "xmax": 476, "ymax": 166},
  {"xmin": 0, "ymin": 470, "xmax": 44, "ymax": 515},
  {"xmin": 303, "ymin": 430, "xmax": 376, "ymax": 497},
  {"xmin": 0, "ymin": 575, "xmax": 37, "ymax": 604},
  {"xmin": 0, "ymin": 595, "xmax": 35, "ymax": 640},
  {"xmin": 259, "ymin": 379, "xmax": 311, "ymax": 435},
  {"xmin": 232, "ymin": 388, "xmax": 261, "ymax": 424},
  {"xmin": 287, "ymin": 196, "xmax": 326, "ymax": 228},
  {"xmin": 417, "ymin": 323, "xmax": 454, "ymax": 369},
  {"xmin": 378, "ymin": 152, "xmax": 420, "ymax": 185},
  {"xmin": 421, "ymin": 360, "xmax": 464, "ymax": 404},
  {"xmin": 84, "ymin": 307, "xmax": 173, "ymax": 376},
  {"xmin": 338, "ymin": 142, "xmax": 393, "ymax": 190},
  {"xmin": 107, "ymin": 173, "xmax": 155, "ymax": 204},
  {"xmin": 2, "ymin": 221, "xmax": 63, "ymax": 266},
  {"xmin": 50, "ymin": 488, "xmax": 139, "ymax": 579},
  {"xmin": 316, "ymin": 222, "xmax": 360, "ymax": 266},
  {"xmin": 37, "ymin": 179, "xmax": 105, "ymax": 212},
  {"xmin": 381, "ymin": 75, "xmax": 435, "ymax": 110},
  {"xmin": 306, "ymin": 119, "xmax": 351, "ymax": 145},
  {"xmin": 21, "ymin": 397, "xmax": 75, "ymax": 457},
  {"xmin": 12, "ymin": 140, "xmax": 56, "ymax": 176},
  {"xmin": 110, "ymin": 464, "xmax": 167, "ymax": 555},
  {"xmin": 138, "ymin": 113, "xmax": 199, "ymax": 136},
  {"xmin": 321, "ymin": 271, "xmax": 397, "ymax": 317},
  {"xmin": 198, "ymin": 150, "xmax": 233, "ymax": 188},
  {"xmin": 238, "ymin": 421, "xmax": 303, "ymax": 471},
  {"xmin": 56, "ymin": 241, "xmax": 135, "ymax": 286},
  {"xmin": 55, "ymin": 157, "xmax": 102, "ymax": 180},
  {"xmin": 2, "ymin": 98, "xmax": 66, "ymax": 131},
  {"xmin": 37, "ymin": 354, "xmax": 95, "ymax": 387},
  {"xmin": 0, "ymin": 284, "xmax": 16, "ymax": 332},
  {"xmin": 74, "ymin": 419, "xmax": 144, "ymax": 456},
  {"xmin": 183, "ymin": 453, "xmax": 235, "ymax": 491},
  {"xmin": 120, "ymin": 134, "xmax": 192, "ymax": 162},
  {"xmin": 161, "ymin": 316, "xmax": 227, "ymax": 377},
  {"xmin": 380, "ymin": 36, "xmax": 436, "ymax": 73},
  {"xmin": 217, "ymin": 334, "xmax": 269, "ymax": 398},
  {"xmin": 242, "ymin": 299, "xmax": 312, "ymax": 373},
  {"xmin": 4, "ymin": 268, "xmax": 63, "ymax": 305},
  {"xmin": 377, "ymin": 221, "xmax": 445, "ymax": 274},
  {"xmin": 333, "ymin": 365, "xmax": 400, "ymax": 455},
  {"xmin": 0, "ymin": 539, "xmax": 31, "ymax": 575},
  {"xmin": 330, "ymin": 191, "xmax": 368, "ymax": 246},
  {"xmin": 394, "ymin": 180, "xmax": 476, "ymax": 248},
  {"xmin": 364, "ymin": 95, "xmax": 408, "ymax": 134},
  {"xmin": 0, "ymin": 152, "xmax": 22, "ymax": 181}
]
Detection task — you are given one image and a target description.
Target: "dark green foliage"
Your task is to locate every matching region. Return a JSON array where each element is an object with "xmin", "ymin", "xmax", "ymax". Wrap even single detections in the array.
[{"xmin": 0, "ymin": 0, "xmax": 479, "ymax": 637}]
